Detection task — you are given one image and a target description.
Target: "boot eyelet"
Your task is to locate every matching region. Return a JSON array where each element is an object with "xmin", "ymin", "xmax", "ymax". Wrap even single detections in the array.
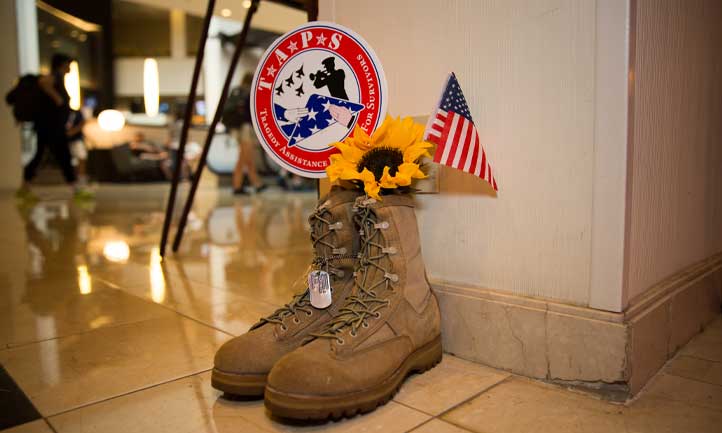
[
  {"xmin": 280, "ymin": 324, "xmax": 288, "ymax": 331},
  {"xmin": 293, "ymin": 317, "xmax": 300, "ymax": 324},
  {"xmin": 305, "ymin": 311, "xmax": 313, "ymax": 316},
  {"xmin": 336, "ymin": 337, "xmax": 345, "ymax": 345},
  {"xmin": 332, "ymin": 247, "xmax": 347, "ymax": 255},
  {"xmin": 384, "ymin": 273, "xmax": 399, "ymax": 283},
  {"xmin": 373, "ymin": 312, "xmax": 381, "ymax": 319},
  {"xmin": 362, "ymin": 322, "xmax": 369, "ymax": 328},
  {"xmin": 350, "ymin": 330, "xmax": 357, "ymax": 337},
  {"xmin": 329, "ymin": 222, "xmax": 343, "ymax": 230},
  {"xmin": 374, "ymin": 221, "xmax": 389, "ymax": 229},
  {"xmin": 382, "ymin": 247, "xmax": 397, "ymax": 255}
]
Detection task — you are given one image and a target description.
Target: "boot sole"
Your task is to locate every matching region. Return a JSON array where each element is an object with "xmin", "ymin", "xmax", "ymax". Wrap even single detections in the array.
[
  {"xmin": 211, "ymin": 368, "xmax": 267, "ymax": 397},
  {"xmin": 264, "ymin": 335, "xmax": 442, "ymax": 420}
]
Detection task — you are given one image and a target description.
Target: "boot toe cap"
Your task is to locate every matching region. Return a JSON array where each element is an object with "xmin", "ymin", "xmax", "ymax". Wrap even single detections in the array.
[
  {"xmin": 267, "ymin": 340, "xmax": 362, "ymax": 396},
  {"xmin": 214, "ymin": 328, "xmax": 280, "ymax": 375},
  {"xmin": 267, "ymin": 335, "xmax": 418, "ymax": 397}
]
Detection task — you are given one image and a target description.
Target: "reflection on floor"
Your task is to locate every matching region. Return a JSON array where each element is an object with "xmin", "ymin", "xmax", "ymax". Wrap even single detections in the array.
[{"xmin": 1, "ymin": 184, "xmax": 721, "ymax": 433}]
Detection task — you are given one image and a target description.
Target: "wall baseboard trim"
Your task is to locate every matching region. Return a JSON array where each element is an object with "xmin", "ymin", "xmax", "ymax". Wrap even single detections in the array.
[{"xmin": 431, "ymin": 252, "xmax": 722, "ymax": 400}]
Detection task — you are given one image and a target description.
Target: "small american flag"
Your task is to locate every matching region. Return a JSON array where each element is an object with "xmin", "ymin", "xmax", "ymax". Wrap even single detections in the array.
[{"xmin": 424, "ymin": 73, "xmax": 498, "ymax": 191}]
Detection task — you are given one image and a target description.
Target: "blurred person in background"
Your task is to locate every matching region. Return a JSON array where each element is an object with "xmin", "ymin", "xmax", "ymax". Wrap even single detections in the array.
[
  {"xmin": 225, "ymin": 73, "xmax": 265, "ymax": 195},
  {"xmin": 166, "ymin": 106, "xmax": 202, "ymax": 179},
  {"xmin": 17, "ymin": 53, "xmax": 91, "ymax": 200},
  {"xmin": 129, "ymin": 131, "xmax": 174, "ymax": 179},
  {"xmin": 66, "ymin": 109, "xmax": 88, "ymax": 186}
]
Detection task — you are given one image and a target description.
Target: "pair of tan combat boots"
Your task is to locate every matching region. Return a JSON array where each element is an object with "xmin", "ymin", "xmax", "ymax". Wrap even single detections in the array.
[{"xmin": 212, "ymin": 186, "xmax": 442, "ymax": 420}]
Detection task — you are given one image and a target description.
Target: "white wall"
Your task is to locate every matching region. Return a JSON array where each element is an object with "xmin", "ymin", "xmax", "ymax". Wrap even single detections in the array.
[
  {"xmin": 320, "ymin": 0, "xmax": 631, "ymax": 309},
  {"xmin": 0, "ymin": 0, "xmax": 22, "ymax": 191},
  {"xmin": 624, "ymin": 0, "xmax": 722, "ymax": 303},
  {"xmin": 122, "ymin": 0, "xmax": 307, "ymax": 34},
  {"xmin": 115, "ymin": 57, "xmax": 204, "ymax": 96},
  {"xmin": 201, "ymin": 17, "xmax": 263, "ymax": 123}
]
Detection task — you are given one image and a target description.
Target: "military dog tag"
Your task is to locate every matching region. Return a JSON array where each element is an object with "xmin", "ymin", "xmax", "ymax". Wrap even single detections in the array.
[{"xmin": 308, "ymin": 270, "xmax": 333, "ymax": 309}]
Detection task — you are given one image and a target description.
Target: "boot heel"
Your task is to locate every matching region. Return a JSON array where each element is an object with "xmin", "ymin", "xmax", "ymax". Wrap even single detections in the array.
[{"xmin": 410, "ymin": 335, "xmax": 443, "ymax": 374}]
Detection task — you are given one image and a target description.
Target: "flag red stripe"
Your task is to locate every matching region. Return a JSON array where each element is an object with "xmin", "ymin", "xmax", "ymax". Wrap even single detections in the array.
[
  {"xmin": 436, "ymin": 112, "xmax": 459, "ymax": 163},
  {"xmin": 480, "ymin": 149, "xmax": 487, "ymax": 179},
  {"xmin": 449, "ymin": 117, "xmax": 469, "ymax": 167},
  {"xmin": 466, "ymin": 131, "xmax": 480, "ymax": 173},
  {"xmin": 433, "ymin": 110, "xmax": 452, "ymax": 163},
  {"xmin": 443, "ymin": 114, "xmax": 465, "ymax": 165},
  {"xmin": 456, "ymin": 122, "xmax": 473, "ymax": 169}
]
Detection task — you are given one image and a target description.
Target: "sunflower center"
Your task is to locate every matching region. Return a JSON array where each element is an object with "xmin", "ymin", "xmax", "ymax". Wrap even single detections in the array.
[{"xmin": 357, "ymin": 147, "xmax": 404, "ymax": 181}]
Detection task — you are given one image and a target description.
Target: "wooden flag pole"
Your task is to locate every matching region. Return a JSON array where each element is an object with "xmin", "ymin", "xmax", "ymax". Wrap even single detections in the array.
[
  {"xmin": 159, "ymin": 0, "xmax": 215, "ymax": 257},
  {"xmin": 171, "ymin": 0, "xmax": 260, "ymax": 253}
]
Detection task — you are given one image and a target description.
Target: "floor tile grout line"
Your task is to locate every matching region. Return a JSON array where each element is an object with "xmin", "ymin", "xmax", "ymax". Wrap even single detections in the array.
[
  {"xmin": 393, "ymin": 400, "xmax": 435, "ymax": 417},
  {"xmin": 435, "ymin": 375, "xmax": 514, "ymax": 421},
  {"xmin": 44, "ymin": 368, "xmax": 213, "ymax": 419},
  {"xmin": 404, "ymin": 417, "xmax": 433, "ymax": 433},
  {"xmin": 683, "ymin": 354, "xmax": 722, "ymax": 364},
  {"xmin": 403, "ymin": 416, "xmax": 477, "ymax": 433},
  {"xmin": 93, "ymin": 275, "xmax": 238, "ymax": 338},
  {"xmin": 0, "ymin": 316, "xmax": 167, "ymax": 353},
  {"xmin": 43, "ymin": 418, "xmax": 59, "ymax": 433},
  {"xmin": 664, "ymin": 371, "xmax": 722, "ymax": 388},
  {"xmin": 94, "ymin": 273, "xmax": 285, "ymax": 324},
  {"xmin": 644, "ymin": 394, "xmax": 722, "ymax": 414}
]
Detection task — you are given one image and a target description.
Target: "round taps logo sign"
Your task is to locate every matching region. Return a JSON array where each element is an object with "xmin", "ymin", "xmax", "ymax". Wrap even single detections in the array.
[{"xmin": 251, "ymin": 22, "xmax": 388, "ymax": 178}]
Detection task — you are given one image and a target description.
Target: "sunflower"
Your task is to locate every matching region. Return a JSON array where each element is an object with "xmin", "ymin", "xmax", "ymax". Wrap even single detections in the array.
[{"xmin": 326, "ymin": 116, "xmax": 432, "ymax": 200}]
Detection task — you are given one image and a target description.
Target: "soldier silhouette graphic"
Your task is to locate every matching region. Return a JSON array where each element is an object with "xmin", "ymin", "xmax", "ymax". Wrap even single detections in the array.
[{"xmin": 311, "ymin": 57, "xmax": 348, "ymax": 100}]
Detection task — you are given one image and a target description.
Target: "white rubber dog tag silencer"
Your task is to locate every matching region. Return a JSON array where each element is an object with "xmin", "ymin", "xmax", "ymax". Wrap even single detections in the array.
[{"xmin": 308, "ymin": 270, "xmax": 332, "ymax": 309}]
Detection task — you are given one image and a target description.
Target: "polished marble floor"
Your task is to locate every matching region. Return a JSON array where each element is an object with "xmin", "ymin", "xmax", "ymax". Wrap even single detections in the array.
[{"xmin": 1, "ymin": 184, "xmax": 721, "ymax": 433}]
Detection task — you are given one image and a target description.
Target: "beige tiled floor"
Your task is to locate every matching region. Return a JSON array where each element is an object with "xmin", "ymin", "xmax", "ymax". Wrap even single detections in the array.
[{"xmin": 1, "ymin": 185, "xmax": 721, "ymax": 432}]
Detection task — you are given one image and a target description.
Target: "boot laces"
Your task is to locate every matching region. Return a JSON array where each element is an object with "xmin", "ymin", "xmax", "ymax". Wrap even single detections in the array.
[
  {"xmin": 252, "ymin": 203, "xmax": 348, "ymax": 330},
  {"xmin": 312, "ymin": 197, "xmax": 396, "ymax": 342}
]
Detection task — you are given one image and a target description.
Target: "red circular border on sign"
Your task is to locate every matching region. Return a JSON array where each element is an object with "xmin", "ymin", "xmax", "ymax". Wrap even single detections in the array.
[{"xmin": 251, "ymin": 23, "xmax": 385, "ymax": 177}]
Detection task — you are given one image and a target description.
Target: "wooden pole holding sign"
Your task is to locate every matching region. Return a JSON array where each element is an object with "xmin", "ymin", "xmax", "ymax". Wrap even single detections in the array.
[
  {"xmin": 164, "ymin": 0, "xmax": 321, "ymax": 253},
  {"xmin": 171, "ymin": 0, "xmax": 261, "ymax": 252},
  {"xmin": 159, "ymin": 0, "xmax": 215, "ymax": 257}
]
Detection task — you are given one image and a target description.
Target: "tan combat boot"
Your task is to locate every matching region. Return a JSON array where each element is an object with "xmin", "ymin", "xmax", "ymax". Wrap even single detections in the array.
[
  {"xmin": 212, "ymin": 187, "xmax": 361, "ymax": 396},
  {"xmin": 264, "ymin": 194, "xmax": 442, "ymax": 419}
]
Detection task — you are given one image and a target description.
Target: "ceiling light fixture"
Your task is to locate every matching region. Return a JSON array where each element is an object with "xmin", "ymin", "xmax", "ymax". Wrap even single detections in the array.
[
  {"xmin": 97, "ymin": 109, "xmax": 125, "ymax": 131},
  {"xmin": 221, "ymin": 8, "xmax": 232, "ymax": 17},
  {"xmin": 64, "ymin": 60, "xmax": 81, "ymax": 110},
  {"xmin": 143, "ymin": 58, "xmax": 159, "ymax": 116}
]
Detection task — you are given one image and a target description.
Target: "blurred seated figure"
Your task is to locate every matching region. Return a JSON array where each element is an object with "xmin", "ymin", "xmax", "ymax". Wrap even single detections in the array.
[
  {"xmin": 108, "ymin": 143, "xmax": 167, "ymax": 182},
  {"xmin": 128, "ymin": 132, "xmax": 173, "ymax": 179},
  {"xmin": 166, "ymin": 109, "xmax": 201, "ymax": 176},
  {"xmin": 129, "ymin": 132, "xmax": 166, "ymax": 158},
  {"xmin": 132, "ymin": 131, "xmax": 201, "ymax": 181}
]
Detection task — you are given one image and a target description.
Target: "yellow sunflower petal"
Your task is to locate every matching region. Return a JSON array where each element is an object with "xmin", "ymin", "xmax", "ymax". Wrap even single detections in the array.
[
  {"xmin": 358, "ymin": 168, "xmax": 381, "ymax": 200},
  {"xmin": 370, "ymin": 115, "xmax": 393, "ymax": 145},
  {"xmin": 402, "ymin": 140, "xmax": 433, "ymax": 163},
  {"xmin": 327, "ymin": 155, "xmax": 363, "ymax": 182},
  {"xmin": 393, "ymin": 162, "xmax": 427, "ymax": 186},
  {"xmin": 358, "ymin": 167, "xmax": 376, "ymax": 184},
  {"xmin": 387, "ymin": 116, "xmax": 424, "ymax": 151},
  {"xmin": 350, "ymin": 124, "xmax": 372, "ymax": 151},
  {"xmin": 333, "ymin": 141, "xmax": 364, "ymax": 164},
  {"xmin": 379, "ymin": 166, "xmax": 399, "ymax": 189}
]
